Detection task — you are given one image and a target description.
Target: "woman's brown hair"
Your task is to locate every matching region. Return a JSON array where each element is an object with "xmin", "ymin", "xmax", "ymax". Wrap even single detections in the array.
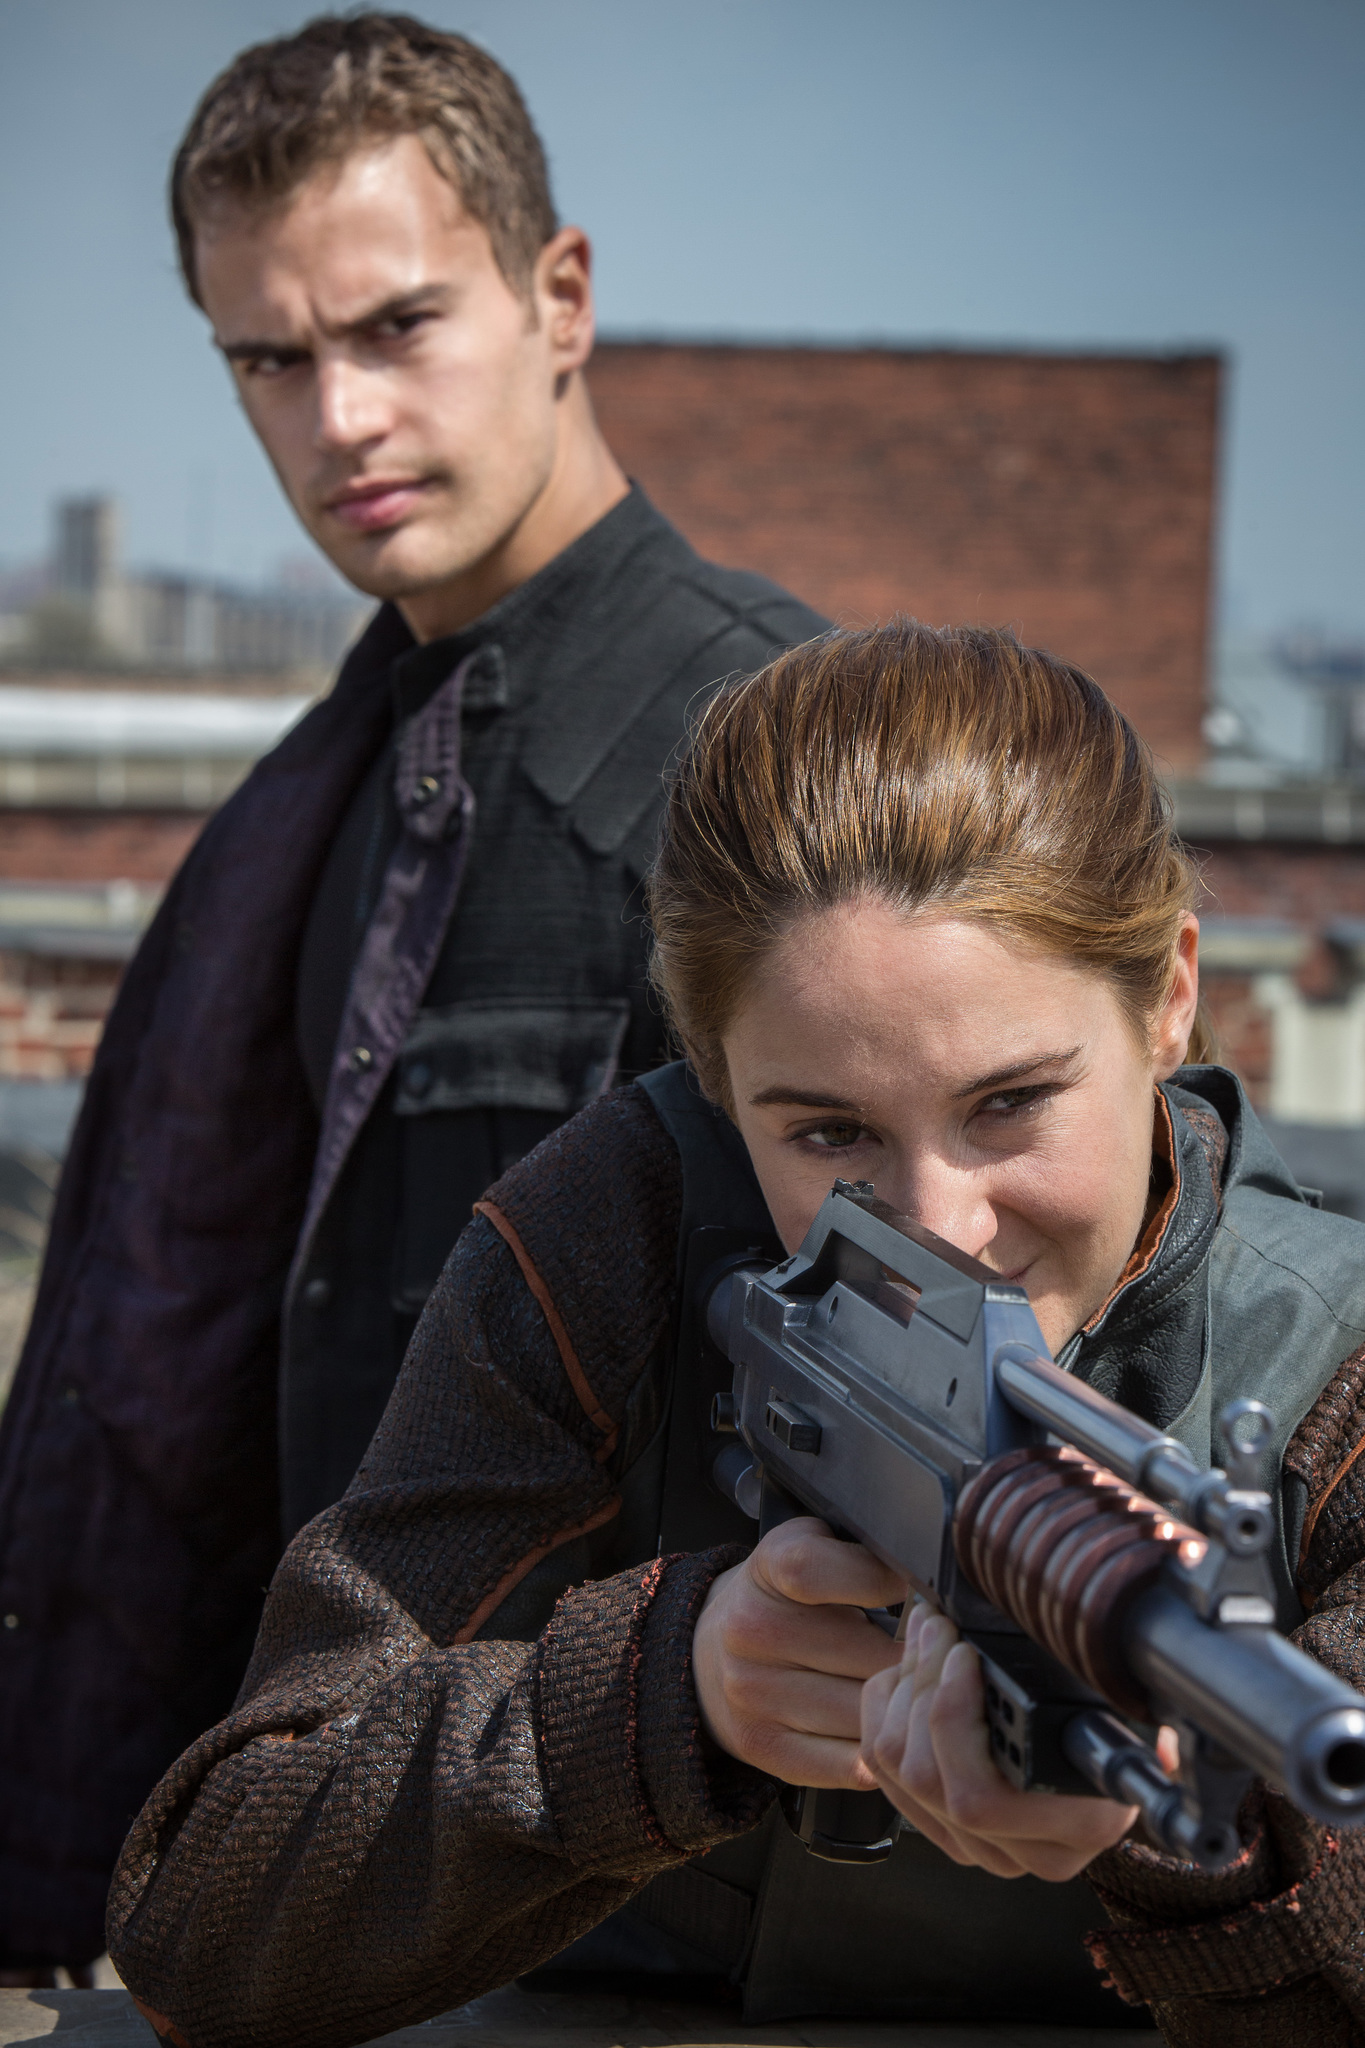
[{"xmin": 648, "ymin": 618, "xmax": 1213, "ymax": 1106}]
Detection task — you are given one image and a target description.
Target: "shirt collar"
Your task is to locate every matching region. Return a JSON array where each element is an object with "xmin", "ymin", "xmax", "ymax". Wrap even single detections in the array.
[{"xmin": 383, "ymin": 483, "xmax": 667, "ymax": 725}]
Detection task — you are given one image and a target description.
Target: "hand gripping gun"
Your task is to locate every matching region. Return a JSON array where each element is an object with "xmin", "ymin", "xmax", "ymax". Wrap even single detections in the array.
[{"xmin": 704, "ymin": 1180, "xmax": 1365, "ymax": 1872}]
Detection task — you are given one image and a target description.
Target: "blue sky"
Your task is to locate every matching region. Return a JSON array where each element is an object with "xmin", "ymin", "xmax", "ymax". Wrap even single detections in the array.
[{"xmin": 1, "ymin": 0, "xmax": 1361, "ymax": 635}]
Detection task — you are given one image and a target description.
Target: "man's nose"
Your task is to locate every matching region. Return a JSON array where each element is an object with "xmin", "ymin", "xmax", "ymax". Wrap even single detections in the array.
[
  {"xmin": 313, "ymin": 357, "xmax": 392, "ymax": 452},
  {"xmin": 888, "ymin": 1155, "xmax": 996, "ymax": 1262}
]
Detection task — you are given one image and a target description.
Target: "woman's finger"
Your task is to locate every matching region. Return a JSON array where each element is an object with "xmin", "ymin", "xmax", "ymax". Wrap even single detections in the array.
[
  {"xmin": 771, "ymin": 1731, "xmax": 883, "ymax": 1790},
  {"xmin": 753, "ymin": 1519, "xmax": 907, "ymax": 1616},
  {"xmin": 929, "ymin": 1646, "xmax": 1146, "ymax": 1875},
  {"xmin": 862, "ymin": 1629, "xmax": 1138, "ymax": 1882},
  {"xmin": 733, "ymin": 1664, "xmax": 881, "ymax": 1744},
  {"xmin": 860, "ymin": 1616, "xmax": 958, "ymax": 1821},
  {"xmin": 857, "ymin": 1734, "xmax": 1032, "ymax": 1878}
]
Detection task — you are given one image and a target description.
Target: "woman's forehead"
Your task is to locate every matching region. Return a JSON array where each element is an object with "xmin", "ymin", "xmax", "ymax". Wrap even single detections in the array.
[{"xmin": 727, "ymin": 903, "xmax": 1130, "ymax": 1090}]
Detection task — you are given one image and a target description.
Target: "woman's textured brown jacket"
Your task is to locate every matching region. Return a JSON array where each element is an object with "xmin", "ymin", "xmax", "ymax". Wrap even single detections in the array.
[{"xmin": 107, "ymin": 1083, "xmax": 1365, "ymax": 2048}]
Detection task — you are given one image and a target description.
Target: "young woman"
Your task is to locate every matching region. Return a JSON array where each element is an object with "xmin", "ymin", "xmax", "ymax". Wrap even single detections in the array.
[{"xmin": 110, "ymin": 624, "xmax": 1365, "ymax": 2048}]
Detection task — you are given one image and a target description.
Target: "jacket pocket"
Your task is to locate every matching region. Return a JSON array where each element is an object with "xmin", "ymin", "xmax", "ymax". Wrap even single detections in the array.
[
  {"xmin": 389, "ymin": 998, "xmax": 634, "ymax": 1319},
  {"xmin": 394, "ymin": 996, "xmax": 631, "ymax": 1116}
]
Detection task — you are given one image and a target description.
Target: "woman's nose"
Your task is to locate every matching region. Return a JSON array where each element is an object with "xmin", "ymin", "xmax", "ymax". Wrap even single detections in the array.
[{"xmin": 887, "ymin": 1157, "xmax": 996, "ymax": 1263}]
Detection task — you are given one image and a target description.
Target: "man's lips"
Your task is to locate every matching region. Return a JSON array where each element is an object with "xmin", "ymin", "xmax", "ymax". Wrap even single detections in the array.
[{"xmin": 324, "ymin": 479, "xmax": 431, "ymax": 533}]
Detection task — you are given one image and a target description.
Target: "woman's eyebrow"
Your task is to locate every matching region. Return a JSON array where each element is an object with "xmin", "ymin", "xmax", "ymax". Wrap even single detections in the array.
[
  {"xmin": 749, "ymin": 1086, "xmax": 865, "ymax": 1111},
  {"xmin": 952, "ymin": 1046, "xmax": 1083, "ymax": 1099}
]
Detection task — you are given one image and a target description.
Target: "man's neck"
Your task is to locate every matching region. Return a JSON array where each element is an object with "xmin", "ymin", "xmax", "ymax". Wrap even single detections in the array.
[{"xmin": 398, "ymin": 377, "xmax": 629, "ymax": 643}]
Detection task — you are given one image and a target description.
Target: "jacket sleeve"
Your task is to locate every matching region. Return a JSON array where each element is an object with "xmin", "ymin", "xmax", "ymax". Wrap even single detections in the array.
[
  {"xmin": 1084, "ymin": 1345, "xmax": 1365, "ymax": 2046},
  {"xmin": 106, "ymin": 1090, "xmax": 772, "ymax": 2048}
]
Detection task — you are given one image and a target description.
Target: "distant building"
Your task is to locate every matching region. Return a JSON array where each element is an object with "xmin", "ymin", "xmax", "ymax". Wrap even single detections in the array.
[
  {"xmin": 55, "ymin": 497, "xmax": 118, "ymax": 602},
  {"xmin": 2, "ymin": 495, "xmax": 366, "ymax": 677},
  {"xmin": 125, "ymin": 570, "xmax": 365, "ymax": 674}
]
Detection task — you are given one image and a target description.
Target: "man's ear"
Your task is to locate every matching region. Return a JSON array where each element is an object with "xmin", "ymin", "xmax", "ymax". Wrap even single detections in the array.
[
  {"xmin": 1152, "ymin": 915, "xmax": 1200, "ymax": 1080},
  {"xmin": 533, "ymin": 225, "xmax": 595, "ymax": 375}
]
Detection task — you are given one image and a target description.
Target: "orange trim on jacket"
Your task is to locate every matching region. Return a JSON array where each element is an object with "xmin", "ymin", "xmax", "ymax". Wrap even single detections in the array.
[
  {"xmin": 454, "ymin": 1498, "xmax": 623, "ymax": 1644},
  {"xmin": 474, "ymin": 1198, "xmax": 620, "ymax": 1460}
]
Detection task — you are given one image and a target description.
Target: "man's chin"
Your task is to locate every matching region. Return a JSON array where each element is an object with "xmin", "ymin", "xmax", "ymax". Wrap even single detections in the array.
[{"xmin": 316, "ymin": 527, "xmax": 457, "ymax": 604}]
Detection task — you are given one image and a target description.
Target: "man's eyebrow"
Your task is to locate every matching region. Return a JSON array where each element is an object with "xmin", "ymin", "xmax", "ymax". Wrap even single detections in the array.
[
  {"xmin": 218, "ymin": 284, "xmax": 452, "ymax": 360},
  {"xmin": 219, "ymin": 338, "xmax": 298, "ymax": 364},
  {"xmin": 749, "ymin": 1086, "xmax": 865, "ymax": 1112},
  {"xmin": 952, "ymin": 1046, "xmax": 1083, "ymax": 1100}
]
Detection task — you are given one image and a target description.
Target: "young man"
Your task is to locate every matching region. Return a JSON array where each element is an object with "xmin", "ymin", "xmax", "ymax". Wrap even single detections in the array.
[{"xmin": 0, "ymin": 13, "xmax": 824, "ymax": 1978}]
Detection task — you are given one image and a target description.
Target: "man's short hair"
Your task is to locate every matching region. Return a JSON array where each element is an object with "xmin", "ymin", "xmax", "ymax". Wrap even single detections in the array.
[{"xmin": 171, "ymin": 12, "xmax": 558, "ymax": 305}]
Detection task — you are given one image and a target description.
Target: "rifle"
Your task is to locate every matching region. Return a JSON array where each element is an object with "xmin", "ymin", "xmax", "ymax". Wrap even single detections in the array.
[{"xmin": 704, "ymin": 1179, "xmax": 1365, "ymax": 1871}]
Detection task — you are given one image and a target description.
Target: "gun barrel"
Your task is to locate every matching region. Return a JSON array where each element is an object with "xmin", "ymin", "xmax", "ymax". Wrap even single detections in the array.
[
  {"xmin": 994, "ymin": 1348, "xmax": 1273, "ymax": 1551},
  {"xmin": 1062, "ymin": 1709, "xmax": 1240, "ymax": 1867},
  {"xmin": 956, "ymin": 1444, "xmax": 1365, "ymax": 1823},
  {"xmin": 1126, "ymin": 1585, "xmax": 1365, "ymax": 1824}
]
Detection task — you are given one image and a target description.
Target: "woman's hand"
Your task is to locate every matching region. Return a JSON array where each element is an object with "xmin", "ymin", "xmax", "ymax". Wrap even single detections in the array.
[
  {"xmin": 859, "ymin": 1605, "xmax": 1137, "ymax": 1880},
  {"xmin": 692, "ymin": 1516, "xmax": 905, "ymax": 1786}
]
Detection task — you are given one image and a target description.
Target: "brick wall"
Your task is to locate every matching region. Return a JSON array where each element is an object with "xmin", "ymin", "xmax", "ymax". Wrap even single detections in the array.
[
  {"xmin": 1195, "ymin": 843, "xmax": 1365, "ymax": 1106},
  {"xmin": 0, "ymin": 952, "xmax": 120, "ymax": 1080},
  {"xmin": 1197, "ymin": 844, "xmax": 1365, "ymax": 924},
  {"xmin": 1199, "ymin": 974, "xmax": 1275, "ymax": 1104},
  {"xmin": 0, "ymin": 811, "xmax": 203, "ymax": 884},
  {"xmin": 589, "ymin": 343, "xmax": 1220, "ymax": 773},
  {"xmin": 0, "ymin": 815, "xmax": 205, "ymax": 1080}
]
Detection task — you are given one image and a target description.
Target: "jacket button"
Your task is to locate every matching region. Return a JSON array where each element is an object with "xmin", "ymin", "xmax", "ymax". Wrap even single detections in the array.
[
  {"xmin": 303, "ymin": 1278, "xmax": 331, "ymax": 1310},
  {"xmin": 410, "ymin": 775, "xmax": 440, "ymax": 807},
  {"xmin": 349, "ymin": 1045, "xmax": 374, "ymax": 1072},
  {"xmin": 3, "ymin": 1614, "xmax": 18, "ymax": 1630}
]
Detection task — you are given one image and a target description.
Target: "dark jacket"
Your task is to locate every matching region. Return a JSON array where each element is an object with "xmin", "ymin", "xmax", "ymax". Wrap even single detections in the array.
[
  {"xmin": 108, "ymin": 1068, "xmax": 1365, "ymax": 2048},
  {"xmin": 0, "ymin": 486, "xmax": 826, "ymax": 1969}
]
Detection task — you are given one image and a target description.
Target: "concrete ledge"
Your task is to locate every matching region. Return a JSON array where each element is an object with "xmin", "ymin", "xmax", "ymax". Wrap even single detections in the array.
[
  {"xmin": 1169, "ymin": 779, "xmax": 1365, "ymax": 844},
  {"xmin": 0, "ymin": 1982, "xmax": 1159, "ymax": 2046}
]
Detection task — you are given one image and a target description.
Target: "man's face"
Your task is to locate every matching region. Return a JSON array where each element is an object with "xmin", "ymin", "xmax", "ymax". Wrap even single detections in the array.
[{"xmin": 195, "ymin": 135, "xmax": 575, "ymax": 625}]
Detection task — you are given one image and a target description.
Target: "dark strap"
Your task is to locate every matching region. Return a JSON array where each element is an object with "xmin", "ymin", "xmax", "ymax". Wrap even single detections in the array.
[{"xmin": 636, "ymin": 1063, "xmax": 782, "ymax": 1553}]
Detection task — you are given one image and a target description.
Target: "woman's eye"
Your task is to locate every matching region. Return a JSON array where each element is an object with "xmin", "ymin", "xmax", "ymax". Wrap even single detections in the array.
[
  {"xmin": 977, "ymin": 1087, "xmax": 1050, "ymax": 1122},
  {"xmin": 800, "ymin": 1121, "xmax": 870, "ymax": 1151}
]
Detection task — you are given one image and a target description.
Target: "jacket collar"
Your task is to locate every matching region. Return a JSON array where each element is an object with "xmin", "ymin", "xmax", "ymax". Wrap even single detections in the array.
[
  {"xmin": 1059, "ymin": 1064, "xmax": 1309, "ymax": 1429},
  {"xmin": 365, "ymin": 484, "xmax": 689, "ymax": 731}
]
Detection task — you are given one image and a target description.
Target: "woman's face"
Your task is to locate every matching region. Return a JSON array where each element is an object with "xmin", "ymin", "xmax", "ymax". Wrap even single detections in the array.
[{"xmin": 721, "ymin": 900, "xmax": 1200, "ymax": 1353}]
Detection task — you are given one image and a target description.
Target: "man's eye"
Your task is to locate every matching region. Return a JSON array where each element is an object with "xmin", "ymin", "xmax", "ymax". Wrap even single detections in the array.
[
  {"xmin": 373, "ymin": 313, "xmax": 431, "ymax": 340},
  {"xmin": 240, "ymin": 351, "xmax": 303, "ymax": 379}
]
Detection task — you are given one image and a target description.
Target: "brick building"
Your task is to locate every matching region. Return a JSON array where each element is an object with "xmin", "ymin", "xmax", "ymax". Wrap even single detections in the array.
[
  {"xmin": 591, "ymin": 343, "xmax": 1365, "ymax": 1162},
  {"xmin": 588, "ymin": 342, "xmax": 1220, "ymax": 774},
  {"xmin": 0, "ymin": 340, "xmax": 1360, "ymax": 1186}
]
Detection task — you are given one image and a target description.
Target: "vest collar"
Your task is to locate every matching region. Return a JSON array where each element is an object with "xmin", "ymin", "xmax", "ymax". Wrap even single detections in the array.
[
  {"xmin": 1059, "ymin": 1069, "xmax": 1231, "ymax": 1427},
  {"xmin": 1059, "ymin": 1064, "xmax": 1319, "ymax": 1427}
]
